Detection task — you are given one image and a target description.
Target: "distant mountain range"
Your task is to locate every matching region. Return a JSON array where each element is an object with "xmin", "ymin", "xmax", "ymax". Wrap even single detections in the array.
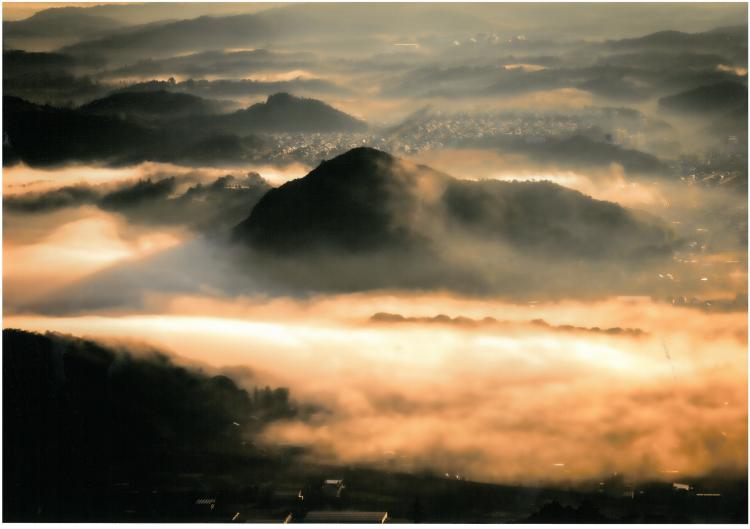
[
  {"xmin": 79, "ymin": 90, "xmax": 365, "ymax": 132},
  {"xmin": 79, "ymin": 89, "xmax": 227, "ymax": 121},
  {"xmin": 218, "ymin": 92, "xmax": 366, "ymax": 134},
  {"xmin": 3, "ymin": 8, "xmax": 126, "ymax": 49},
  {"xmin": 659, "ymin": 81, "xmax": 748, "ymax": 115},
  {"xmin": 606, "ymin": 26, "xmax": 747, "ymax": 62},
  {"xmin": 3, "ymin": 92, "xmax": 366, "ymax": 166}
]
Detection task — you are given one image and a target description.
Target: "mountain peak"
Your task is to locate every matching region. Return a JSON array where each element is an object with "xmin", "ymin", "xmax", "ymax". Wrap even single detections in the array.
[
  {"xmin": 266, "ymin": 92, "xmax": 296, "ymax": 104},
  {"xmin": 233, "ymin": 147, "xmax": 429, "ymax": 253},
  {"xmin": 233, "ymin": 148, "xmax": 674, "ymax": 266},
  {"xmin": 312, "ymin": 146, "xmax": 395, "ymax": 174},
  {"xmin": 232, "ymin": 93, "xmax": 367, "ymax": 133},
  {"xmin": 331, "ymin": 146, "xmax": 393, "ymax": 160}
]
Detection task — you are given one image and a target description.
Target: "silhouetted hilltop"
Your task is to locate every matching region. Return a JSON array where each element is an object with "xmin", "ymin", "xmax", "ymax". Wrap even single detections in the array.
[
  {"xmin": 2, "ymin": 48, "xmax": 105, "ymax": 98},
  {"xmin": 222, "ymin": 92, "xmax": 367, "ymax": 133},
  {"xmin": 80, "ymin": 90, "xmax": 224, "ymax": 120},
  {"xmin": 3, "ymin": 95, "xmax": 157, "ymax": 166},
  {"xmin": 2, "ymin": 96, "xmax": 271, "ymax": 167},
  {"xmin": 165, "ymin": 92, "xmax": 366, "ymax": 137},
  {"xmin": 606, "ymin": 26, "xmax": 747, "ymax": 59},
  {"xmin": 234, "ymin": 147, "xmax": 673, "ymax": 261},
  {"xmin": 3, "ymin": 49, "xmax": 78, "ymax": 74},
  {"xmin": 235, "ymin": 147, "xmax": 443, "ymax": 253},
  {"xmin": 3, "ymin": 93, "xmax": 367, "ymax": 166},
  {"xmin": 659, "ymin": 81, "xmax": 748, "ymax": 115}
]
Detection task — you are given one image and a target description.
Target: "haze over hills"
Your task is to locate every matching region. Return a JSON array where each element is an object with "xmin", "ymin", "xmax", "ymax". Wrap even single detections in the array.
[
  {"xmin": 102, "ymin": 48, "xmax": 319, "ymax": 80},
  {"xmin": 5, "ymin": 172, "xmax": 272, "ymax": 234},
  {"xmin": 2, "ymin": 6, "xmax": 744, "ymax": 165},
  {"xmin": 79, "ymin": 90, "xmax": 227, "ymax": 121},
  {"xmin": 13, "ymin": 4, "xmax": 740, "ymax": 59},
  {"xmin": 113, "ymin": 77, "xmax": 349, "ymax": 99},
  {"xmin": 606, "ymin": 26, "xmax": 748, "ymax": 61},
  {"xmin": 3, "ymin": 7, "xmax": 127, "ymax": 50},
  {"xmin": 53, "ymin": 5, "xmax": 497, "ymax": 61}
]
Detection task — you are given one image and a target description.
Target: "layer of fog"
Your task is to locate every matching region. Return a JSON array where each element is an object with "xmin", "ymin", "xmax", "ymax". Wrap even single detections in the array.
[
  {"xmin": 6, "ymin": 3, "xmax": 746, "ymax": 55},
  {"xmin": 6, "ymin": 292, "xmax": 746, "ymax": 485},
  {"xmin": 4, "ymin": 154, "xmax": 745, "ymax": 316}
]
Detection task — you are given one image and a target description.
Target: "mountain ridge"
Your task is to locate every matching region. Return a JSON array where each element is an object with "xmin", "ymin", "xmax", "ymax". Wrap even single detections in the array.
[{"xmin": 233, "ymin": 146, "xmax": 674, "ymax": 260}]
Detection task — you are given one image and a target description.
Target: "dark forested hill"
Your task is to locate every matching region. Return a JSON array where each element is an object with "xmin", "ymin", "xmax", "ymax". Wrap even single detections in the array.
[
  {"xmin": 3, "ymin": 329, "xmax": 296, "ymax": 521},
  {"xmin": 235, "ymin": 147, "xmax": 673, "ymax": 260}
]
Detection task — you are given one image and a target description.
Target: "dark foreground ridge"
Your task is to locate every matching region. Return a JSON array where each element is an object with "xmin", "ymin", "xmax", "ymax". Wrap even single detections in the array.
[
  {"xmin": 3, "ymin": 328, "xmax": 747, "ymax": 523},
  {"xmin": 3, "ymin": 328, "xmax": 297, "ymax": 522}
]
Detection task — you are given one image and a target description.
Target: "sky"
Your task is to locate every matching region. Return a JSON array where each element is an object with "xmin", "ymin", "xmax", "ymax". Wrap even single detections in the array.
[
  {"xmin": 2, "ymin": 1, "xmax": 280, "ymax": 21},
  {"xmin": 3, "ymin": 2, "xmax": 93, "ymax": 20}
]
